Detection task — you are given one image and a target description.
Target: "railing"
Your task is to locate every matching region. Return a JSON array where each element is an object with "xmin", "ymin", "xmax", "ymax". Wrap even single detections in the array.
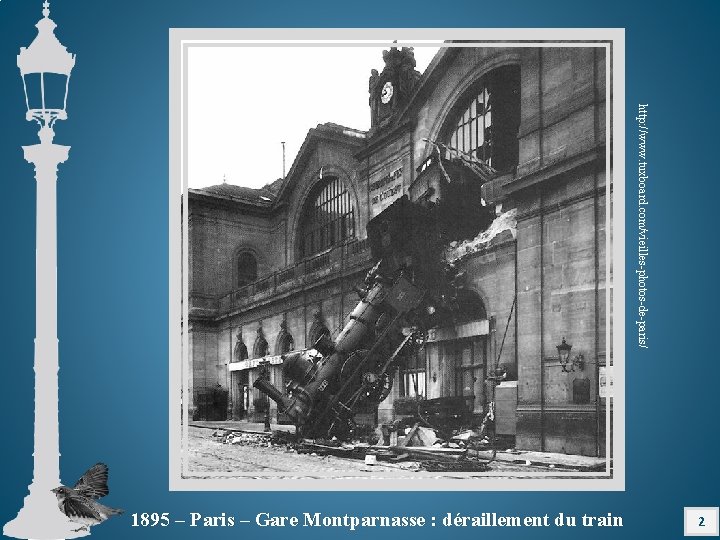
[
  {"xmin": 218, "ymin": 238, "xmax": 371, "ymax": 312},
  {"xmin": 189, "ymin": 293, "xmax": 220, "ymax": 312},
  {"xmin": 277, "ymin": 267, "xmax": 295, "ymax": 285}
]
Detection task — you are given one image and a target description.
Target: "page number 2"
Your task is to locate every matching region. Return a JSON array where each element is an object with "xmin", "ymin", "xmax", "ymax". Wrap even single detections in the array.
[{"xmin": 684, "ymin": 507, "xmax": 718, "ymax": 536}]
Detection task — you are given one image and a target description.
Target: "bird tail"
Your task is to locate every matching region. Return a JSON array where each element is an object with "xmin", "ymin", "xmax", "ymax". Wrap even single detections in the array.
[{"xmin": 106, "ymin": 506, "xmax": 124, "ymax": 516}]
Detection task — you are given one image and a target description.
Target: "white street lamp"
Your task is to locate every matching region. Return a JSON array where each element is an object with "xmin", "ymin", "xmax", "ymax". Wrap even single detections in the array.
[{"xmin": 4, "ymin": 2, "xmax": 85, "ymax": 539}]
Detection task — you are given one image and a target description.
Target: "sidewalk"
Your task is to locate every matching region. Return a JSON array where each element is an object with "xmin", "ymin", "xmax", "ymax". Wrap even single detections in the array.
[
  {"xmin": 190, "ymin": 420, "xmax": 296, "ymax": 434},
  {"xmin": 188, "ymin": 421, "xmax": 608, "ymax": 471}
]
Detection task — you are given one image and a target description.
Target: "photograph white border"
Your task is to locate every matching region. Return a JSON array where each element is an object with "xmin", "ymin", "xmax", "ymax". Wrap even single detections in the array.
[{"xmin": 169, "ymin": 28, "xmax": 625, "ymax": 491}]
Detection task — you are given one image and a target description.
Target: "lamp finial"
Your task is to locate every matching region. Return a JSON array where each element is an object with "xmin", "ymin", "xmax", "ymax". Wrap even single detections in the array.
[{"xmin": 42, "ymin": 1, "xmax": 50, "ymax": 18}]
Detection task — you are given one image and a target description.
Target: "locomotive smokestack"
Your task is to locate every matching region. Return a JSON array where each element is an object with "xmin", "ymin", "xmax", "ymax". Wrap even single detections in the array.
[{"xmin": 253, "ymin": 378, "xmax": 291, "ymax": 411}]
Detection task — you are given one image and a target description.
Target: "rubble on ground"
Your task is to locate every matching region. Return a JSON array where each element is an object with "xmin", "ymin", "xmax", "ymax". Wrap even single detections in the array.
[
  {"xmin": 209, "ymin": 422, "xmax": 495, "ymax": 472},
  {"xmin": 200, "ymin": 418, "xmax": 605, "ymax": 472},
  {"xmin": 211, "ymin": 429, "xmax": 297, "ymax": 451}
]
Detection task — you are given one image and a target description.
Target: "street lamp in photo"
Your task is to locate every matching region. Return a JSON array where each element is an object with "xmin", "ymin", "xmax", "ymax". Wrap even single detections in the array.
[
  {"xmin": 556, "ymin": 337, "xmax": 585, "ymax": 373},
  {"xmin": 4, "ymin": 2, "xmax": 83, "ymax": 539}
]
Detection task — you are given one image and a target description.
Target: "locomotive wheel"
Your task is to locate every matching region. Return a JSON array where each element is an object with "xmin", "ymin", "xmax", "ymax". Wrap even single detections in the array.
[
  {"xmin": 358, "ymin": 371, "xmax": 393, "ymax": 405},
  {"xmin": 328, "ymin": 417, "xmax": 356, "ymax": 440}
]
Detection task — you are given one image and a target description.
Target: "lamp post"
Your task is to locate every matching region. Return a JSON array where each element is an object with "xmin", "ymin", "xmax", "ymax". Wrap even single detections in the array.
[
  {"xmin": 556, "ymin": 338, "xmax": 572, "ymax": 369},
  {"xmin": 556, "ymin": 337, "xmax": 585, "ymax": 373},
  {"xmin": 3, "ymin": 3, "xmax": 83, "ymax": 539}
]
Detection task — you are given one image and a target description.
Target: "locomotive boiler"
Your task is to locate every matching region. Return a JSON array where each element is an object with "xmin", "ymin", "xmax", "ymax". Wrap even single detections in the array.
[
  {"xmin": 254, "ymin": 266, "xmax": 424, "ymax": 439},
  {"xmin": 254, "ymin": 176, "xmax": 492, "ymax": 439}
]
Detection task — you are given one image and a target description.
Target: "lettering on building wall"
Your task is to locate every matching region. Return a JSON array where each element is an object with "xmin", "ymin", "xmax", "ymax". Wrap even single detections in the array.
[
  {"xmin": 370, "ymin": 167, "xmax": 403, "ymax": 206},
  {"xmin": 229, "ymin": 355, "xmax": 283, "ymax": 372}
]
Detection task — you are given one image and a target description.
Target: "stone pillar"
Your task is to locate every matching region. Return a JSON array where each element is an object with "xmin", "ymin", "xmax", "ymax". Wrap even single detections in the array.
[
  {"xmin": 515, "ymin": 208, "xmax": 544, "ymax": 452},
  {"xmin": 4, "ymin": 128, "xmax": 86, "ymax": 539}
]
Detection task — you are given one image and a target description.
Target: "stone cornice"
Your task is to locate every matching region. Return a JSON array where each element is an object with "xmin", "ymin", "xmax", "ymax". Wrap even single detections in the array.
[
  {"xmin": 516, "ymin": 183, "xmax": 610, "ymax": 222},
  {"xmin": 504, "ymin": 145, "xmax": 606, "ymax": 196}
]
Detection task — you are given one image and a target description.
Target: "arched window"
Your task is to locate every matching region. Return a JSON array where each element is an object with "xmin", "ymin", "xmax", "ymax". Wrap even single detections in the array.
[
  {"xmin": 444, "ymin": 65, "xmax": 520, "ymax": 173},
  {"xmin": 455, "ymin": 289, "xmax": 487, "ymax": 323},
  {"xmin": 299, "ymin": 176, "xmax": 355, "ymax": 258},
  {"xmin": 233, "ymin": 340, "xmax": 248, "ymax": 362},
  {"xmin": 253, "ymin": 335, "xmax": 269, "ymax": 358},
  {"xmin": 279, "ymin": 333, "xmax": 294, "ymax": 354},
  {"xmin": 309, "ymin": 325, "xmax": 330, "ymax": 349},
  {"xmin": 237, "ymin": 252, "xmax": 257, "ymax": 287}
]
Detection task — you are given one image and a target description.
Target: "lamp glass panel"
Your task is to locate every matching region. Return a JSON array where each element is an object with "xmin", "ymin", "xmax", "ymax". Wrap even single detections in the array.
[{"xmin": 22, "ymin": 72, "xmax": 68, "ymax": 111}]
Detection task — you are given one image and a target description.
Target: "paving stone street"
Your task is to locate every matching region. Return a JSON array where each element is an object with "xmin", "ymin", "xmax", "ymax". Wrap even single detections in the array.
[
  {"xmin": 185, "ymin": 426, "xmax": 561, "ymax": 477},
  {"xmin": 188, "ymin": 427, "xmax": 403, "ymax": 474}
]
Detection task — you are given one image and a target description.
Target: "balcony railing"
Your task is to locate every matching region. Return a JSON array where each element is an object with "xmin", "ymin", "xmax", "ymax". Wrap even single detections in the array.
[{"xmin": 217, "ymin": 238, "xmax": 371, "ymax": 313}]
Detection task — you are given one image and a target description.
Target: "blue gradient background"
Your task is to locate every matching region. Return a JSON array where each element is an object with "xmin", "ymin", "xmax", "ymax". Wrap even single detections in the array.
[{"xmin": 1, "ymin": 1, "xmax": 718, "ymax": 538}]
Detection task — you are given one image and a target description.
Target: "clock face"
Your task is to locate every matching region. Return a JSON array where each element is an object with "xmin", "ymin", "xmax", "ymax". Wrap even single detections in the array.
[{"xmin": 380, "ymin": 81, "xmax": 394, "ymax": 104}]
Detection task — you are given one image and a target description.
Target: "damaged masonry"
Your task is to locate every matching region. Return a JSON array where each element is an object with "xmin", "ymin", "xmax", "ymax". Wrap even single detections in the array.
[{"xmin": 186, "ymin": 44, "xmax": 612, "ymax": 474}]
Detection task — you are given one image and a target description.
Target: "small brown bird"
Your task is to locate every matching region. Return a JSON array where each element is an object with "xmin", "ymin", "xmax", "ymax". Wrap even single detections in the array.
[{"xmin": 51, "ymin": 463, "xmax": 123, "ymax": 532}]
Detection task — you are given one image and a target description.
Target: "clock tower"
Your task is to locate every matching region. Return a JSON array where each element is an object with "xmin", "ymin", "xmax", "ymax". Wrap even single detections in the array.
[{"xmin": 369, "ymin": 45, "xmax": 422, "ymax": 131}]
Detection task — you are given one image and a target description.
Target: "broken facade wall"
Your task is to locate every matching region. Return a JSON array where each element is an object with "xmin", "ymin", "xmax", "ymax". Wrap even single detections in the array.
[
  {"xmin": 412, "ymin": 48, "xmax": 522, "ymax": 173},
  {"xmin": 418, "ymin": 238, "xmax": 516, "ymax": 426}
]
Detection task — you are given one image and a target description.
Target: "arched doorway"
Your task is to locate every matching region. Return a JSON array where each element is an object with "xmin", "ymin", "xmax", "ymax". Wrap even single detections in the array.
[
  {"xmin": 230, "ymin": 333, "xmax": 250, "ymax": 420},
  {"xmin": 425, "ymin": 290, "xmax": 489, "ymax": 415}
]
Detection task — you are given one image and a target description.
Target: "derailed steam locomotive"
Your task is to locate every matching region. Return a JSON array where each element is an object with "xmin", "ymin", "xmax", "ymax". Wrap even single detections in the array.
[{"xmin": 254, "ymin": 162, "xmax": 493, "ymax": 439}]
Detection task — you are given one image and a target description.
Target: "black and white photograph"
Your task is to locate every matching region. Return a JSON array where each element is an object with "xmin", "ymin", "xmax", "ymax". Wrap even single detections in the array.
[
  {"xmin": 173, "ymin": 32, "xmax": 622, "ymax": 488},
  {"xmin": 8, "ymin": 0, "xmax": 720, "ymax": 535}
]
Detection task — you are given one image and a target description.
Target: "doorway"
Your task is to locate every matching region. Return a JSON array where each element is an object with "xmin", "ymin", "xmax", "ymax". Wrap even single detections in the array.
[{"xmin": 452, "ymin": 337, "xmax": 486, "ymax": 414}]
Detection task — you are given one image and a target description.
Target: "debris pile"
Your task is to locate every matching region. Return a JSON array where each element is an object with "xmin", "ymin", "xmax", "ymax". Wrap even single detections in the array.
[
  {"xmin": 209, "ymin": 424, "xmax": 496, "ymax": 472},
  {"xmin": 201, "ymin": 423, "xmax": 605, "ymax": 472},
  {"xmin": 211, "ymin": 429, "xmax": 297, "ymax": 451},
  {"xmin": 300, "ymin": 421, "xmax": 500, "ymax": 471}
]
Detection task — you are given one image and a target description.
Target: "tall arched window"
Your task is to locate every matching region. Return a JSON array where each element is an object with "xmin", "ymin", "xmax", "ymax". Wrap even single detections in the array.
[
  {"xmin": 299, "ymin": 176, "xmax": 355, "ymax": 258},
  {"xmin": 253, "ymin": 335, "xmax": 269, "ymax": 359},
  {"xmin": 444, "ymin": 65, "xmax": 520, "ymax": 173},
  {"xmin": 237, "ymin": 252, "xmax": 257, "ymax": 287},
  {"xmin": 233, "ymin": 340, "xmax": 248, "ymax": 362},
  {"xmin": 455, "ymin": 289, "xmax": 488, "ymax": 323},
  {"xmin": 309, "ymin": 324, "xmax": 330, "ymax": 349},
  {"xmin": 279, "ymin": 333, "xmax": 294, "ymax": 354}
]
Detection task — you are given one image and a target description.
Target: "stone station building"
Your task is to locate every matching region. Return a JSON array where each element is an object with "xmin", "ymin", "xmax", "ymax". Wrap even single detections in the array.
[{"xmin": 187, "ymin": 44, "xmax": 611, "ymax": 456}]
